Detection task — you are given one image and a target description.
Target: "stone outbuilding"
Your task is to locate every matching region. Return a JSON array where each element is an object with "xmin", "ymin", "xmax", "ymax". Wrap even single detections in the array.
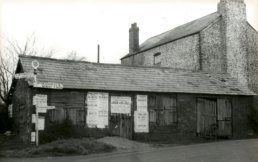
[
  {"xmin": 9, "ymin": 55, "xmax": 255, "ymax": 142},
  {"xmin": 121, "ymin": 0, "xmax": 258, "ymax": 107},
  {"xmin": 8, "ymin": 0, "xmax": 258, "ymax": 143}
]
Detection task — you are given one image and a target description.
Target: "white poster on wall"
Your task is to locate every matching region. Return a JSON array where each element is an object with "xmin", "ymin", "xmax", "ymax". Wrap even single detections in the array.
[
  {"xmin": 86, "ymin": 92, "xmax": 109, "ymax": 128},
  {"xmin": 111, "ymin": 96, "xmax": 131, "ymax": 114},
  {"xmin": 87, "ymin": 109, "xmax": 99, "ymax": 128},
  {"xmin": 38, "ymin": 116, "xmax": 45, "ymax": 130},
  {"xmin": 31, "ymin": 132, "xmax": 36, "ymax": 142},
  {"xmin": 32, "ymin": 114, "xmax": 36, "ymax": 123},
  {"xmin": 134, "ymin": 111, "xmax": 149, "ymax": 133},
  {"xmin": 33, "ymin": 94, "xmax": 47, "ymax": 106},
  {"xmin": 137, "ymin": 95, "xmax": 148, "ymax": 111}
]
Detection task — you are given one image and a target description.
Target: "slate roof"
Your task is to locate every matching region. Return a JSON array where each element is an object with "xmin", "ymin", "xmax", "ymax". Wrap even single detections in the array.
[
  {"xmin": 122, "ymin": 12, "xmax": 221, "ymax": 59},
  {"xmin": 18, "ymin": 55, "xmax": 255, "ymax": 96}
]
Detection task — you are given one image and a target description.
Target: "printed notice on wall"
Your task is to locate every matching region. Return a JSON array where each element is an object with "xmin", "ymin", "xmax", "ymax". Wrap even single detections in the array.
[
  {"xmin": 86, "ymin": 92, "xmax": 109, "ymax": 128},
  {"xmin": 134, "ymin": 111, "xmax": 149, "ymax": 133},
  {"xmin": 32, "ymin": 114, "xmax": 36, "ymax": 123},
  {"xmin": 137, "ymin": 95, "xmax": 148, "ymax": 111},
  {"xmin": 33, "ymin": 94, "xmax": 47, "ymax": 106},
  {"xmin": 31, "ymin": 132, "xmax": 36, "ymax": 142},
  {"xmin": 38, "ymin": 116, "xmax": 45, "ymax": 130},
  {"xmin": 111, "ymin": 96, "xmax": 131, "ymax": 114}
]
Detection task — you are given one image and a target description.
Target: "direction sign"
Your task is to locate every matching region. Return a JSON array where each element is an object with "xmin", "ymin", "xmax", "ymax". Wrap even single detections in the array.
[
  {"xmin": 36, "ymin": 106, "xmax": 55, "ymax": 113},
  {"xmin": 14, "ymin": 73, "xmax": 34, "ymax": 79},
  {"xmin": 33, "ymin": 82, "xmax": 63, "ymax": 89},
  {"xmin": 37, "ymin": 107, "xmax": 47, "ymax": 113}
]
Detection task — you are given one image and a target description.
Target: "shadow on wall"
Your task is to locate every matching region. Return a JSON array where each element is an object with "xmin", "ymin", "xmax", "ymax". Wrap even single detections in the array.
[{"xmin": 0, "ymin": 104, "xmax": 13, "ymax": 134}]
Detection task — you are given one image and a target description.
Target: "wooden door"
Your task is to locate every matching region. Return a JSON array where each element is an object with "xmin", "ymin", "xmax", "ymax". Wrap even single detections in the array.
[
  {"xmin": 217, "ymin": 99, "xmax": 232, "ymax": 137},
  {"xmin": 110, "ymin": 114, "xmax": 132, "ymax": 139},
  {"xmin": 120, "ymin": 115, "xmax": 132, "ymax": 139},
  {"xmin": 197, "ymin": 98, "xmax": 217, "ymax": 138}
]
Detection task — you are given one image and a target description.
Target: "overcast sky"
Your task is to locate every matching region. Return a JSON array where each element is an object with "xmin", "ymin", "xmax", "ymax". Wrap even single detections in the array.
[{"xmin": 0, "ymin": 0, "xmax": 257, "ymax": 64}]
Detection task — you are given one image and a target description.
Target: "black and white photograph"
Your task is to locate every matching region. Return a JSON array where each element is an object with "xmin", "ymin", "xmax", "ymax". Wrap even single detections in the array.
[{"xmin": 0, "ymin": 0, "xmax": 258, "ymax": 161}]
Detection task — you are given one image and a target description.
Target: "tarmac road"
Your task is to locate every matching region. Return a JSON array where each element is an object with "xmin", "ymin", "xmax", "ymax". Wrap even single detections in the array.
[{"xmin": 1, "ymin": 139, "xmax": 258, "ymax": 162}]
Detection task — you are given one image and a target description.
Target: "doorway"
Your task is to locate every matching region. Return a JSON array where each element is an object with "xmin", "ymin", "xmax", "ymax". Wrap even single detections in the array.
[
  {"xmin": 109, "ymin": 114, "xmax": 132, "ymax": 139},
  {"xmin": 197, "ymin": 98, "xmax": 232, "ymax": 138}
]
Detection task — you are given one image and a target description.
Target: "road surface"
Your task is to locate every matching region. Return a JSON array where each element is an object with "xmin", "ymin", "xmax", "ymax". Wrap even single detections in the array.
[{"xmin": 1, "ymin": 139, "xmax": 258, "ymax": 162}]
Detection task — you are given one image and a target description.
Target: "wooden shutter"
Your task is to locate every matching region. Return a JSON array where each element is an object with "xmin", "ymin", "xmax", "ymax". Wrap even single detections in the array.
[
  {"xmin": 197, "ymin": 98, "xmax": 217, "ymax": 135},
  {"xmin": 76, "ymin": 109, "xmax": 85, "ymax": 125},
  {"xmin": 49, "ymin": 108, "xmax": 66, "ymax": 123},
  {"xmin": 149, "ymin": 110, "xmax": 156, "ymax": 123},
  {"xmin": 68, "ymin": 108, "xmax": 84, "ymax": 125},
  {"xmin": 162, "ymin": 96, "xmax": 177, "ymax": 125},
  {"xmin": 148, "ymin": 95, "xmax": 157, "ymax": 123},
  {"xmin": 68, "ymin": 108, "xmax": 77, "ymax": 125},
  {"xmin": 217, "ymin": 99, "xmax": 232, "ymax": 137}
]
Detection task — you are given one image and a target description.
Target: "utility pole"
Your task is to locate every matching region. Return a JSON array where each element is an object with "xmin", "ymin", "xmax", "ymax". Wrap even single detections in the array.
[{"xmin": 97, "ymin": 44, "xmax": 100, "ymax": 63}]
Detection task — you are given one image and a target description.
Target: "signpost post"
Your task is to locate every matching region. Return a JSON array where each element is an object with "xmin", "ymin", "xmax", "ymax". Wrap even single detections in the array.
[{"xmin": 32, "ymin": 60, "xmax": 39, "ymax": 147}]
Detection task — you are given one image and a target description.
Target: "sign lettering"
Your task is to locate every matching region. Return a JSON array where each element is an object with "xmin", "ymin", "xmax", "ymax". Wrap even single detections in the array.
[
  {"xmin": 33, "ymin": 82, "xmax": 63, "ymax": 89},
  {"xmin": 14, "ymin": 73, "xmax": 34, "ymax": 79},
  {"xmin": 33, "ymin": 94, "xmax": 47, "ymax": 106},
  {"xmin": 111, "ymin": 96, "xmax": 131, "ymax": 114},
  {"xmin": 86, "ymin": 92, "xmax": 109, "ymax": 128},
  {"xmin": 137, "ymin": 95, "xmax": 148, "ymax": 111},
  {"xmin": 134, "ymin": 111, "xmax": 149, "ymax": 133}
]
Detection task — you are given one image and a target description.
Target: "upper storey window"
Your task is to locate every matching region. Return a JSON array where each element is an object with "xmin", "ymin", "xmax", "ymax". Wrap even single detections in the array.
[{"xmin": 154, "ymin": 53, "xmax": 161, "ymax": 66}]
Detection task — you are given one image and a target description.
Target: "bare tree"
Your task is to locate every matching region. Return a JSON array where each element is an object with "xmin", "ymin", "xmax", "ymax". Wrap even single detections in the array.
[
  {"xmin": 0, "ymin": 34, "xmax": 55, "ymax": 106},
  {"xmin": 64, "ymin": 50, "xmax": 87, "ymax": 61}
]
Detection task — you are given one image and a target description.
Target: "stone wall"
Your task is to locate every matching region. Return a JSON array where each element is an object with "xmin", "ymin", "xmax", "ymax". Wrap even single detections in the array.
[
  {"xmin": 121, "ymin": 34, "xmax": 200, "ymax": 71},
  {"xmin": 200, "ymin": 19, "xmax": 227, "ymax": 72},
  {"xmin": 218, "ymin": 0, "xmax": 248, "ymax": 85},
  {"xmin": 12, "ymin": 79, "xmax": 32, "ymax": 142},
  {"xmin": 232, "ymin": 96, "xmax": 253, "ymax": 138},
  {"xmin": 246, "ymin": 25, "xmax": 258, "ymax": 95},
  {"xmin": 134, "ymin": 93, "xmax": 254, "ymax": 142}
]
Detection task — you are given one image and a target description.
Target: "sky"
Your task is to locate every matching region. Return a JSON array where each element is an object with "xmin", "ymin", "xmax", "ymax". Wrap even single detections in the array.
[{"xmin": 0, "ymin": 0, "xmax": 257, "ymax": 64}]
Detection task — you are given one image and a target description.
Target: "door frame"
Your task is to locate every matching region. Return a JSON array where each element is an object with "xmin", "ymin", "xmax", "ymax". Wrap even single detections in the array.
[{"xmin": 196, "ymin": 97, "xmax": 233, "ymax": 138}]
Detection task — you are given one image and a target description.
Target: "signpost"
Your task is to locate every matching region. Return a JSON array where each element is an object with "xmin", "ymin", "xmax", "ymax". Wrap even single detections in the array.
[{"xmin": 14, "ymin": 59, "xmax": 62, "ymax": 146}]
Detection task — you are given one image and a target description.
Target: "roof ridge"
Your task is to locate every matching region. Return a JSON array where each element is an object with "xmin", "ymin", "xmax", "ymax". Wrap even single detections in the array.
[
  {"xmin": 121, "ymin": 12, "xmax": 221, "ymax": 59},
  {"xmin": 19, "ymin": 55, "xmax": 92, "ymax": 64},
  {"xmin": 19, "ymin": 55, "xmax": 232, "ymax": 75},
  {"xmin": 143, "ymin": 12, "xmax": 219, "ymax": 42},
  {"xmin": 18, "ymin": 55, "xmax": 255, "ymax": 96}
]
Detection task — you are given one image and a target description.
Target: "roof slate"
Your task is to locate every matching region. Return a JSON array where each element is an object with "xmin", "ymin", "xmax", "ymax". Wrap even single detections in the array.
[
  {"xmin": 122, "ymin": 12, "xmax": 221, "ymax": 59},
  {"xmin": 18, "ymin": 55, "xmax": 254, "ymax": 96}
]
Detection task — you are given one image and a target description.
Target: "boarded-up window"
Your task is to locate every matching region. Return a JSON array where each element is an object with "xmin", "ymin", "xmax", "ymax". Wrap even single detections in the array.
[
  {"xmin": 49, "ymin": 108, "xmax": 66, "ymax": 123},
  {"xmin": 154, "ymin": 53, "xmax": 161, "ymax": 66},
  {"xmin": 148, "ymin": 95, "xmax": 177, "ymax": 125},
  {"xmin": 217, "ymin": 99, "xmax": 232, "ymax": 137},
  {"xmin": 68, "ymin": 108, "xmax": 84, "ymax": 125},
  {"xmin": 149, "ymin": 110, "xmax": 156, "ymax": 122},
  {"xmin": 197, "ymin": 98, "xmax": 217, "ymax": 135}
]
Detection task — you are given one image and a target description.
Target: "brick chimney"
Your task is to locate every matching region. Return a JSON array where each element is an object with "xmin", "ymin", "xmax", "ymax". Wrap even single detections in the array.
[
  {"xmin": 218, "ymin": 0, "xmax": 248, "ymax": 85},
  {"xmin": 129, "ymin": 23, "xmax": 139, "ymax": 54}
]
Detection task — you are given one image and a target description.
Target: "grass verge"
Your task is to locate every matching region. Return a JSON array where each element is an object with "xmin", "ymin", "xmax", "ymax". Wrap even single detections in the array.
[{"xmin": 1, "ymin": 138, "xmax": 115, "ymax": 158}]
